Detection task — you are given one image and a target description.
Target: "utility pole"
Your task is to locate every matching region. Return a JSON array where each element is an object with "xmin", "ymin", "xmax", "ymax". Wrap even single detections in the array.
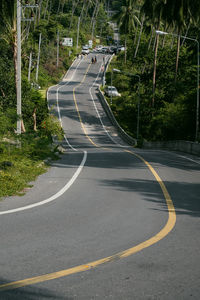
[
  {"xmin": 36, "ymin": 32, "xmax": 42, "ymax": 82},
  {"xmin": 57, "ymin": 30, "xmax": 59, "ymax": 67},
  {"xmin": 76, "ymin": 16, "xmax": 80, "ymax": 49},
  {"xmin": 16, "ymin": 0, "xmax": 39, "ymax": 134},
  {"xmin": 28, "ymin": 51, "xmax": 32, "ymax": 81},
  {"xmin": 91, "ymin": 20, "xmax": 96, "ymax": 41},
  {"xmin": 17, "ymin": 0, "xmax": 22, "ymax": 134}
]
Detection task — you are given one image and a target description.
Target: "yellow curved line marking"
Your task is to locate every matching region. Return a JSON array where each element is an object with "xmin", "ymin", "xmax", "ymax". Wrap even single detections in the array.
[
  {"xmin": 0, "ymin": 62, "xmax": 176, "ymax": 292},
  {"xmin": 0, "ymin": 151, "xmax": 176, "ymax": 291}
]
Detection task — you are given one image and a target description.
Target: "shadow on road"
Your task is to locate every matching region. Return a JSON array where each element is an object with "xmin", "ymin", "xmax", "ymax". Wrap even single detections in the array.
[
  {"xmin": 0, "ymin": 277, "xmax": 71, "ymax": 300},
  {"xmin": 99, "ymin": 177, "xmax": 200, "ymax": 218}
]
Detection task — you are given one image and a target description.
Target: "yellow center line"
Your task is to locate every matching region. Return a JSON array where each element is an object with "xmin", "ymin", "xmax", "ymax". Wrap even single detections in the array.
[
  {"xmin": 72, "ymin": 62, "xmax": 109, "ymax": 151},
  {"xmin": 0, "ymin": 61, "xmax": 176, "ymax": 292},
  {"xmin": 73, "ymin": 63, "xmax": 100, "ymax": 148}
]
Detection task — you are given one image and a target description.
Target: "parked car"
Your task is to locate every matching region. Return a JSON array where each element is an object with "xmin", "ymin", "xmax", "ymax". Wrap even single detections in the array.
[
  {"xmin": 104, "ymin": 86, "xmax": 121, "ymax": 97},
  {"xmin": 109, "ymin": 46, "xmax": 118, "ymax": 54},
  {"xmin": 117, "ymin": 45, "xmax": 125, "ymax": 51},
  {"xmin": 95, "ymin": 45, "xmax": 103, "ymax": 52},
  {"xmin": 101, "ymin": 47, "xmax": 109, "ymax": 53},
  {"xmin": 81, "ymin": 46, "xmax": 90, "ymax": 54}
]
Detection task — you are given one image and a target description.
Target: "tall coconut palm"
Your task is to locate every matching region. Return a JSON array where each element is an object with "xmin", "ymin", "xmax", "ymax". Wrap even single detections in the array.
[
  {"xmin": 69, "ymin": 0, "xmax": 80, "ymax": 29},
  {"xmin": 134, "ymin": 13, "xmax": 144, "ymax": 58},
  {"xmin": 132, "ymin": 0, "xmax": 144, "ymax": 58},
  {"xmin": 162, "ymin": 0, "xmax": 189, "ymax": 83},
  {"xmin": 142, "ymin": 0, "xmax": 165, "ymax": 106},
  {"xmin": 90, "ymin": 0, "xmax": 99, "ymax": 28},
  {"xmin": 113, "ymin": 0, "xmax": 140, "ymax": 64},
  {"xmin": 44, "ymin": 0, "xmax": 50, "ymax": 19}
]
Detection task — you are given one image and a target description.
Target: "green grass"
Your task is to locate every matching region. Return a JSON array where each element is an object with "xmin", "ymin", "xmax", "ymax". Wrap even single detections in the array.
[
  {"xmin": 38, "ymin": 89, "xmax": 47, "ymax": 99},
  {"xmin": 0, "ymin": 135, "xmax": 60, "ymax": 199}
]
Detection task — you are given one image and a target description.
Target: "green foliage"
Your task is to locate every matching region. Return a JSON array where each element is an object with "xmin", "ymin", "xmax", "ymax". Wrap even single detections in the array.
[
  {"xmin": 41, "ymin": 115, "xmax": 64, "ymax": 141},
  {"xmin": 0, "ymin": 0, "xmax": 115, "ymax": 199},
  {"xmin": 107, "ymin": 25, "xmax": 199, "ymax": 142},
  {"xmin": 0, "ymin": 133, "xmax": 61, "ymax": 198},
  {"xmin": 0, "ymin": 109, "xmax": 17, "ymax": 137}
]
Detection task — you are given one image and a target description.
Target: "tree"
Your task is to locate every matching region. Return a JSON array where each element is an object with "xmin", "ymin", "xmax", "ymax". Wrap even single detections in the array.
[
  {"xmin": 113, "ymin": 0, "xmax": 140, "ymax": 64},
  {"xmin": 162, "ymin": 0, "xmax": 189, "ymax": 83},
  {"xmin": 0, "ymin": 0, "xmax": 26, "ymax": 132},
  {"xmin": 142, "ymin": 0, "xmax": 166, "ymax": 106}
]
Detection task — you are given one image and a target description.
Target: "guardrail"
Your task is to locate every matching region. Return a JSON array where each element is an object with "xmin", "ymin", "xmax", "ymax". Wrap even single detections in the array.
[
  {"xmin": 97, "ymin": 88, "xmax": 136, "ymax": 146},
  {"xmin": 143, "ymin": 140, "xmax": 200, "ymax": 156},
  {"xmin": 98, "ymin": 54, "xmax": 136, "ymax": 146}
]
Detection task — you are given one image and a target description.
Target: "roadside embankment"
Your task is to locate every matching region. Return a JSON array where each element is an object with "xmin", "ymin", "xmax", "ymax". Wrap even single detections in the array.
[
  {"xmin": 142, "ymin": 140, "xmax": 200, "ymax": 156},
  {"xmin": 97, "ymin": 88, "xmax": 136, "ymax": 146}
]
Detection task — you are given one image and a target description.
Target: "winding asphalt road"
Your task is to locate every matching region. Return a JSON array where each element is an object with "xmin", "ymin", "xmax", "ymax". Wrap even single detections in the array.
[{"xmin": 0, "ymin": 53, "xmax": 200, "ymax": 299}]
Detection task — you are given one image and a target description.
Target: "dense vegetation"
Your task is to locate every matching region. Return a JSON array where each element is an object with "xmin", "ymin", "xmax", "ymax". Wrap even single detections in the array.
[
  {"xmin": 0, "ymin": 0, "xmax": 110, "ymax": 198},
  {"xmin": 106, "ymin": 0, "xmax": 200, "ymax": 143},
  {"xmin": 0, "ymin": 0, "xmax": 110, "ymax": 135}
]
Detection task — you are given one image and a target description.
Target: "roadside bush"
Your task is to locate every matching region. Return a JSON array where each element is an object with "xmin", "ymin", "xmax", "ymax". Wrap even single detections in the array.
[{"xmin": 41, "ymin": 115, "xmax": 64, "ymax": 141}]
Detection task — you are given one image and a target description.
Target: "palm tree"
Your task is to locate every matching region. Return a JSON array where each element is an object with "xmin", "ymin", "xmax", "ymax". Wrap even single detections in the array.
[
  {"xmin": 134, "ymin": 13, "xmax": 144, "ymax": 58},
  {"xmin": 113, "ymin": 0, "xmax": 140, "ymax": 64},
  {"xmin": 142, "ymin": 0, "xmax": 165, "ymax": 106},
  {"xmin": 132, "ymin": 0, "xmax": 144, "ymax": 59},
  {"xmin": 69, "ymin": 0, "xmax": 80, "ymax": 29},
  {"xmin": 162, "ymin": 0, "xmax": 189, "ymax": 83}
]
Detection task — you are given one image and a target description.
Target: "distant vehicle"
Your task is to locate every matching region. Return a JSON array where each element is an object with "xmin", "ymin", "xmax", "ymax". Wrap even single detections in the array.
[
  {"xmin": 95, "ymin": 45, "xmax": 103, "ymax": 52},
  {"xmin": 81, "ymin": 46, "xmax": 90, "ymax": 54},
  {"xmin": 104, "ymin": 86, "xmax": 121, "ymax": 97},
  {"xmin": 109, "ymin": 46, "xmax": 118, "ymax": 54},
  {"xmin": 101, "ymin": 47, "xmax": 109, "ymax": 53},
  {"xmin": 117, "ymin": 45, "xmax": 125, "ymax": 51}
]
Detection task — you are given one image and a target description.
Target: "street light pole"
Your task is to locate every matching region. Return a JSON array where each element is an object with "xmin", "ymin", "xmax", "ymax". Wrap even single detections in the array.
[
  {"xmin": 28, "ymin": 51, "xmax": 32, "ymax": 82},
  {"xmin": 17, "ymin": 0, "xmax": 22, "ymax": 134},
  {"xmin": 156, "ymin": 30, "xmax": 199, "ymax": 141},
  {"xmin": 111, "ymin": 70, "xmax": 113, "ymax": 104},
  {"xmin": 197, "ymin": 41, "xmax": 199, "ymax": 141},
  {"xmin": 57, "ymin": 30, "xmax": 59, "ymax": 68},
  {"xmin": 135, "ymin": 75, "xmax": 141, "ymax": 140},
  {"xmin": 36, "ymin": 32, "xmax": 42, "ymax": 82},
  {"xmin": 76, "ymin": 16, "xmax": 80, "ymax": 49}
]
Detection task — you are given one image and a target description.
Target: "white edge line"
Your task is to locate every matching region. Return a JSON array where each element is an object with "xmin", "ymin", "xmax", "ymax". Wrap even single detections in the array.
[
  {"xmin": 0, "ymin": 58, "xmax": 87, "ymax": 215},
  {"xmin": 89, "ymin": 55, "xmax": 126, "ymax": 148},
  {"xmin": 176, "ymin": 154, "xmax": 200, "ymax": 165},
  {"xmin": 0, "ymin": 151, "xmax": 87, "ymax": 215},
  {"xmin": 48, "ymin": 58, "xmax": 82, "ymax": 151},
  {"xmin": 158, "ymin": 150, "xmax": 200, "ymax": 166}
]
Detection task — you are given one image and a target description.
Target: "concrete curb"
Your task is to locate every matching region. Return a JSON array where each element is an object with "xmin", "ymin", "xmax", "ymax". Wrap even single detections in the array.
[
  {"xmin": 143, "ymin": 140, "xmax": 200, "ymax": 156},
  {"xmin": 97, "ymin": 54, "xmax": 137, "ymax": 146},
  {"xmin": 97, "ymin": 88, "xmax": 137, "ymax": 146}
]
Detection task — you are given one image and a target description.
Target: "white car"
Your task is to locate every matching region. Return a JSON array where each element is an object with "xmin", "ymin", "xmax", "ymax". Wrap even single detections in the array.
[
  {"xmin": 95, "ymin": 45, "xmax": 103, "ymax": 52},
  {"xmin": 81, "ymin": 46, "xmax": 90, "ymax": 54},
  {"xmin": 104, "ymin": 86, "xmax": 121, "ymax": 97}
]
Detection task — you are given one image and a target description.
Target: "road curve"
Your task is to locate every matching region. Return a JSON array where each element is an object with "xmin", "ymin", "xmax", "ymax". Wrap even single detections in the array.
[{"xmin": 0, "ymin": 53, "xmax": 200, "ymax": 299}]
